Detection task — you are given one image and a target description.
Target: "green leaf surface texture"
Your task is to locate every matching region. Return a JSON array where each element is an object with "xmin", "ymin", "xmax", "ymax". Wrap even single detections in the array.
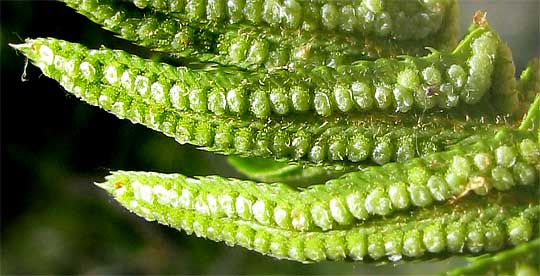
[
  {"xmin": 11, "ymin": 36, "xmax": 525, "ymax": 167},
  {"xmin": 61, "ymin": 0, "xmax": 458, "ymax": 68},
  {"xmin": 9, "ymin": 0, "xmax": 540, "ymax": 271}
]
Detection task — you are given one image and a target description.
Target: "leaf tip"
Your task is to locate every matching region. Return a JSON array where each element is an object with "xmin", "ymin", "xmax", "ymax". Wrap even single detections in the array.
[
  {"xmin": 9, "ymin": 40, "xmax": 34, "ymax": 51},
  {"xmin": 9, "ymin": 40, "xmax": 41, "ymax": 64},
  {"xmin": 94, "ymin": 180, "xmax": 116, "ymax": 194}
]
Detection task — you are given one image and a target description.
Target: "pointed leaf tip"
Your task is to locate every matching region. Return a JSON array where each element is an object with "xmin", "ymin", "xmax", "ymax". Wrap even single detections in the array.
[
  {"xmin": 94, "ymin": 181, "xmax": 116, "ymax": 194},
  {"xmin": 519, "ymin": 96, "xmax": 540, "ymax": 133},
  {"xmin": 9, "ymin": 42, "xmax": 31, "ymax": 51}
]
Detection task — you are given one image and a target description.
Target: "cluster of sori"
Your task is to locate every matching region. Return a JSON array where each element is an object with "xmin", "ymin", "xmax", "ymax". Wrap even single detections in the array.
[
  {"xmin": 61, "ymin": 0, "xmax": 458, "ymax": 67},
  {"xmin": 11, "ymin": 0, "xmax": 539, "ymax": 268}
]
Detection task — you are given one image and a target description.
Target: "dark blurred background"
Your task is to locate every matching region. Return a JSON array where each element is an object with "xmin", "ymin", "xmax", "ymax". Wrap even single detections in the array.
[{"xmin": 1, "ymin": 1, "xmax": 538, "ymax": 274}]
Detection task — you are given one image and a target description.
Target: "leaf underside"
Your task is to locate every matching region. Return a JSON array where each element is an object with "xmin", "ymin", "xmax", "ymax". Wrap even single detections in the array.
[{"xmin": 10, "ymin": 0, "xmax": 540, "ymax": 271}]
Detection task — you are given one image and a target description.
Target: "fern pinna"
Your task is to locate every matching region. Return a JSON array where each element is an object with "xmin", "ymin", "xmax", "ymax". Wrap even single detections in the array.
[{"xmin": 11, "ymin": 0, "xmax": 539, "ymax": 273}]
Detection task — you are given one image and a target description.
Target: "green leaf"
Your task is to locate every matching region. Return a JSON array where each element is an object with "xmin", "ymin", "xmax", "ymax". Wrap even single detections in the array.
[
  {"xmin": 10, "ymin": 36, "xmax": 521, "ymax": 167},
  {"xmin": 227, "ymin": 156, "xmax": 349, "ymax": 186},
  {"xmin": 445, "ymin": 238, "xmax": 540, "ymax": 276},
  {"xmin": 96, "ymin": 172, "xmax": 540, "ymax": 263},
  {"xmin": 60, "ymin": 0, "xmax": 459, "ymax": 68},
  {"xmin": 9, "ymin": 2, "xmax": 540, "ymax": 268}
]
